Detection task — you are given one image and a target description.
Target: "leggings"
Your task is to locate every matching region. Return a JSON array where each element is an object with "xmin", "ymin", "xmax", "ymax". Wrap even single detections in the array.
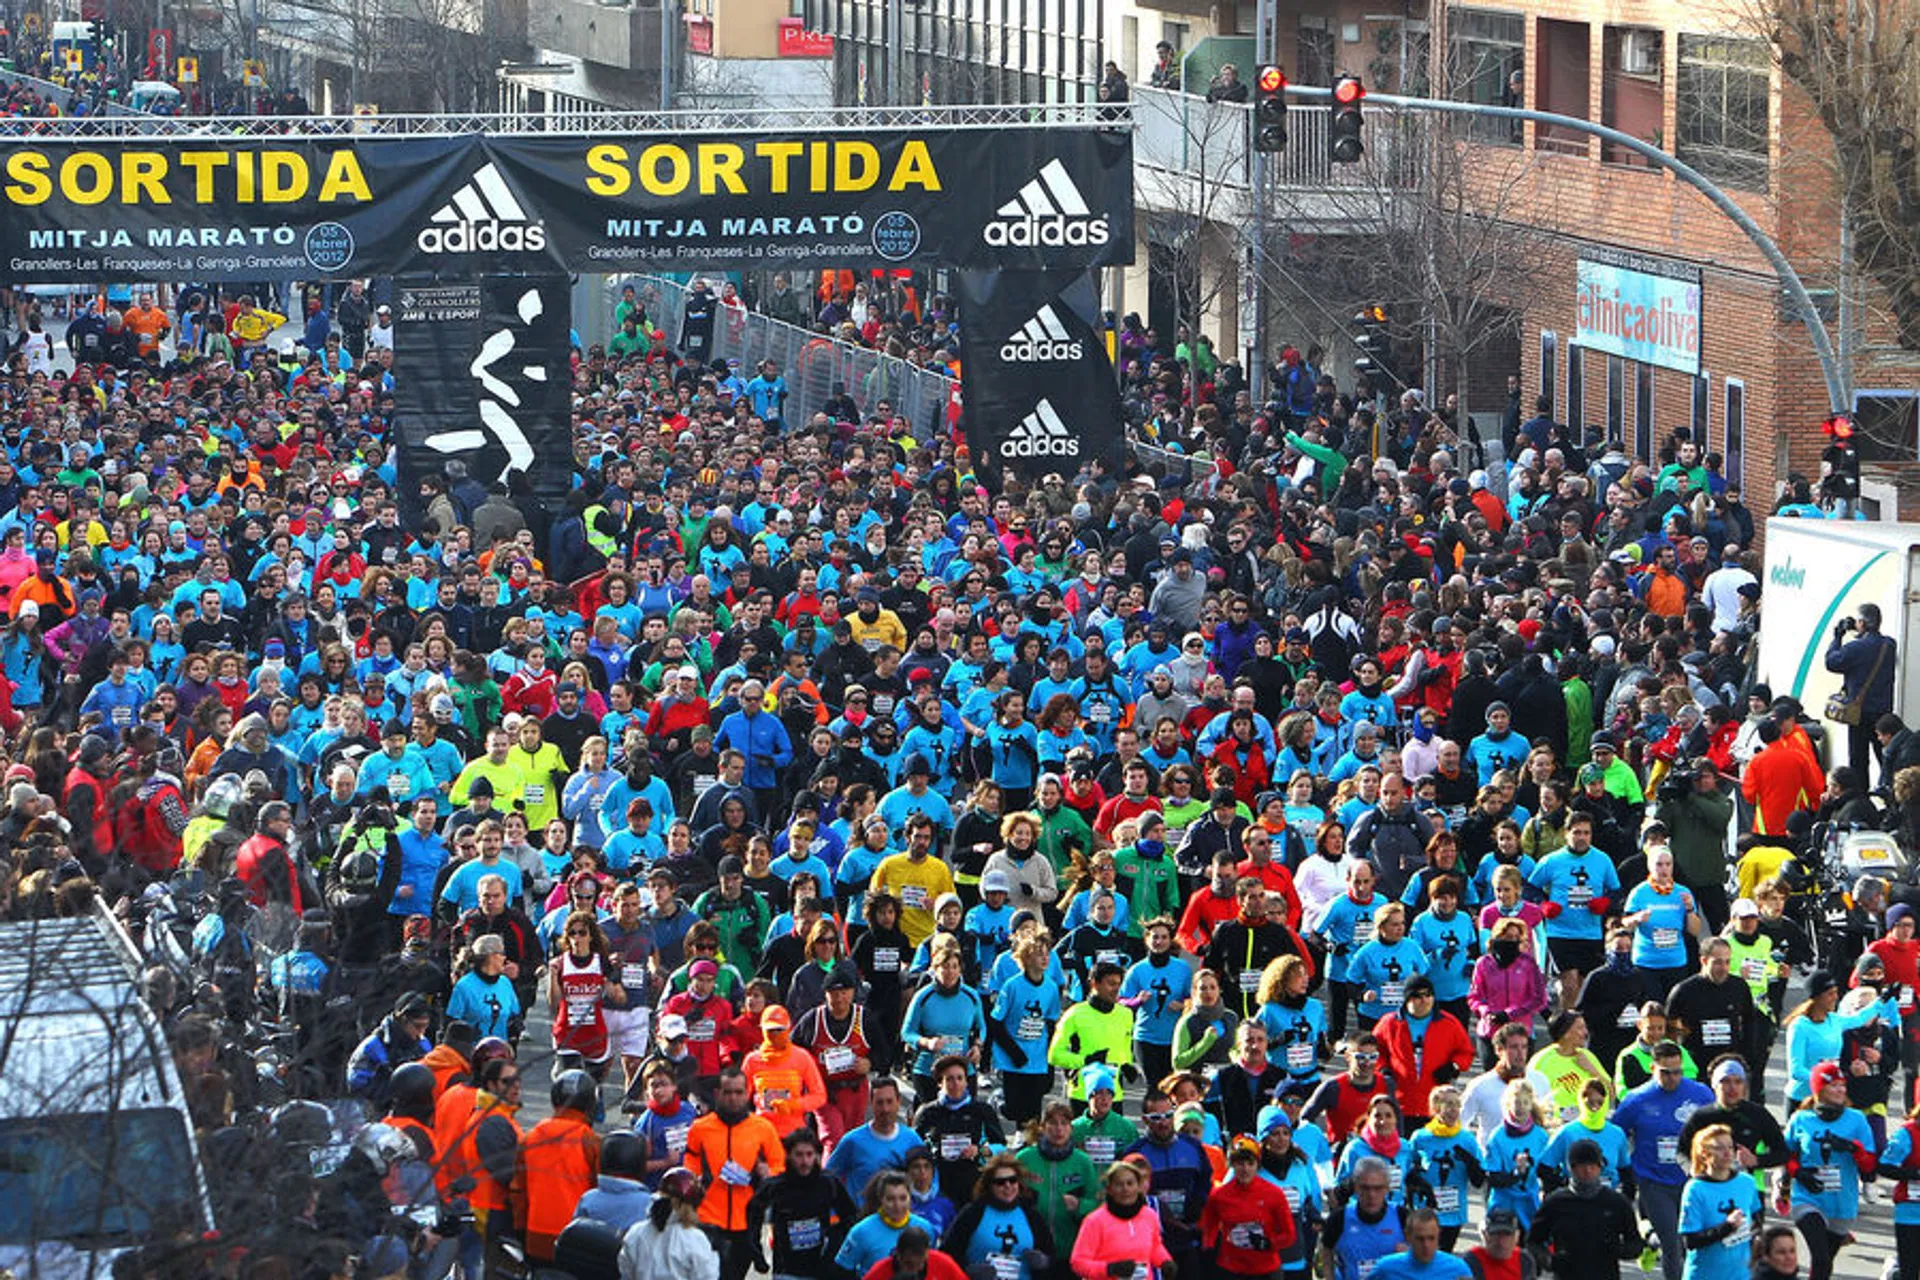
[
  {"xmin": 1639, "ymin": 1179, "xmax": 1684, "ymax": 1280},
  {"xmin": 1328, "ymin": 981, "xmax": 1360, "ymax": 1038},
  {"xmin": 1796, "ymin": 1209, "xmax": 1851, "ymax": 1280},
  {"xmin": 1896, "ymin": 1219, "xmax": 1920, "ymax": 1280},
  {"xmin": 1002, "ymin": 1071, "xmax": 1054, "ymax": 1130}
]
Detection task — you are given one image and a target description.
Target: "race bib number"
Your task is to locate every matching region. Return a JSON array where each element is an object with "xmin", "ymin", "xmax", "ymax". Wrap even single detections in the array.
[
  {"xmin": 1379, "ymin": 982, "xmax": 1405, "ymax": 1009},
  {"xmin": 873, "ymin": 947, "xmax": 901, "ymax": 973},
  {"xmin": 1159, "ymin": 1190, "xmax": 1186, "ymax": 1221},
  {"xmin": 389, "ymin": 773, "xmax": 411, "ymax": 798},
  {"xmin": 112, "ymin": 705, "xmax": 133, "ymax": 725},
  {"xmin": 1286, "ymin": 1041, "xmax": 1315, "ymax": 1072},
  {"xmin": 525, "ymin": 784, "xmax": 545, "ymax": 806},
  {"xmin": 1357, "ymin": 1261, "xmax": 1379, "ymax": 1280},
  {"xmin": 1618, "ymin": 1005, "xmax": 1641, "ymax": 1028},
  {"xmin": 902, "ymin": 886, "xmax": 930, "ymax": 911},
  {"xmin": 1239, "ymin": 968, "xmax": 1263, "ymax": 992},
  {"xmin": 1089, "ymin": 703, "xmax": 1113, "ymax": 723},
  {"xmin": 1085, "ymin": 1137, "xmax": 1116, "ymax": 1165},
  {"xmin": 691, "ymin": 1019, "xmax": 716, "ymax": 1042},
  {"xmin": 1018, "ymin": 1014, "xmax": 1047, "ymax": 1042},
  {"xmin": 1388, "ymin": 1164, "xmax": 1403, "ymax": 1192},
  {"xmin": 1702, "ymin": 1019, "xmax": 1732, "ymax": 1046},
  {"xmin": 665, "ymin": 1123, "xmax": 691, "ymax": 1157},
  {"xmin": 1741, "ymin": 958, "xmax": 1767, "ymax": 983},
  {"xmin": 621, "ymin": 963, "xmax": 648, "ymax": 989},
  {"xmin": 989, "ymin": 1255, "xmax": 1022, "ymax": 1280},
  {"xmin": 1227, "ymin": 1223, "xmax": 1268, "ymax": 1250},
  {"xmin": 789, "ymin": 1218, "xmax": 823, "ymax": 1251},
  {"xmin": 1352, "ymin": 918, "xmax": 1375, "ymax": 946},
  {"xmin": 1657, "ymin": 1135, "xmax": 1679, "ymax": 1165},
  {"xmin": 1567, "ymin": 884, "xmax": 1592, "ymax": 909},
  {"xmin": 1817, "ymin": 1165, "xmax": 1841, "ymax": 1193},
  {"xmin": 938, "ymin": 1036, "xmax": 967, "ymax": 1058},
  {"xmin": 940, "ymin": 1133, "xmax": 973, "ymax": 1161},
  {"xmin": 1652, "ymin": 927, "xmax": 1680, "ymax": 951},
  {"xmin": 1095, "ymin": 950, "xmax": 1125, "ymax": 970},
  {"xmin": 1905, "ymin": 1179, "xmax": 1920, "ymax": 1200},
  {"xmin": 823, "ymin": 1047, "xmax": 856, "ymax": 1075},
  {"xmin": 1435, "ymin": 1185, "xmax": 1461, "ymax": 1215},
  {"xmin": 874, "ymin": 695, "xmax": 896, "ymax": 716},
  {"xmin": 566, "ymin": 995, "xmax": 599, "ymax": 1025}
]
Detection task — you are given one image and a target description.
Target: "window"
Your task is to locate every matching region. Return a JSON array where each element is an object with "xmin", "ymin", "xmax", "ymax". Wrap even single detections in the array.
[
  {"xmin": 1566, "ymin": 344, "xmax": 1585, "ymax": 432},
  {"xmin": 1534, "ymin": 19, "xmax": 1592, "ymax": 155},
  {"xmin": 1297, "ymin": 17, "xmax": 1334, "ymax": 88},
  {"xmin": 1723, "ymin": 377, "xmax": 1745, "ymax": 491},
  {"xmin": 1606, "ymin": 355, "xmax": 1624, "ymax": 445},
  {"xmin": 1852, "ymin": 391, "xmax": 1919, "ymax": 463},
  {"xmin": 1677, "ymin": 35, "xmax": 1770, "ymax": 191},
  {"xmin": 1635, "ymin": 362, "xmax": 1653, "ymax": 463},
  {"xmin": 1447, "ymin": 8, "xmax": 1524, "ymax": 143},
  {"xmin": 1601, "ymin": 27, "xmax": 1663, "ymax": 166},
  {"xmin": 1540, "ymin": 330, "xmax": 1558, "ymax": 421}
]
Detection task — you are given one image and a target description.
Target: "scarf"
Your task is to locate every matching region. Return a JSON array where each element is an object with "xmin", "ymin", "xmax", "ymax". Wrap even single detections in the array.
[
  {"xmin": 1364, "ymin": 1128, "xmax": 1402, "ymax": 1159},
  {"xmin": 1578, "ymin": 1104, "xmax": 1610, "ymax": 1132},
  {"xmin": 1425, "ymin": 1118, "xmax": 1461, "ymax": 1139},
  {"xmin": 881, "ymin": 1210, "xmax": 912, "ymax": 1229},
  {"xmin": 939, "ymin": 1090, "xmax": 973, "ymax": 1111},
  {"xmin": 1503, "ymin": 1116, "xmax": 1535, "ymax": 1138},
  {"xmin": 1105, "ymin": 1196, "xmax": 1146, "ymax": 1220}
]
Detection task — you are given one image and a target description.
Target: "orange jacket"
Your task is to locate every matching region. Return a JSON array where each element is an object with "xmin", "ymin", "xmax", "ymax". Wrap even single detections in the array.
[
  {"xmin": 514, "ymin": 1110, "xmax": 600, "ymax": 1260},
  {"xmin": 419, "ymin": 1044, "xmax": 469, "ymax": 1098},
  {"xmin": 1642, "ymin": 567, "xmax": 1688, "ymax": 617},
  {"xmin": 742, "ymin": 1041, "xmax": 828, "ymax": 1136},
  {"xmin": 1742, "ymin": 738, "xmax": 1827, "ymax": 836},
  {"xmin": 684, "ymin": 1109, "xmax": 785, "ymax": 1231},
  {"xmin": 433, "ymin": 1081, "xmax": 481, "ymax": 1198},
  {"xmin": 388, "ymin": 1114, "xmax": 436, "ymax": 1166}
]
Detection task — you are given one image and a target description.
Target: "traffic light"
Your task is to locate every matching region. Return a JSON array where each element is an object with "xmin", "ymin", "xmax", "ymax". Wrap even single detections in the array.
[
  {"xmin": 1331, "ymin": 74, "xmax": 1365, "ymax": 164},
  {"xmin": 1354, "ymin": 305, "xmax": 1395, "ymax": 384},
  {"xmin": 1255, "ymin": 65, "xmax": 1288, "ymax": 153}
]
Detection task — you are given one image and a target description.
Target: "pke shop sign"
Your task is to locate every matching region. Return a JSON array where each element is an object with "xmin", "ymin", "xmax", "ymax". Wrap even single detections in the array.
[{"xmin": 1575, "ymin": 247, "xmax": 1702, "ymax": 376}]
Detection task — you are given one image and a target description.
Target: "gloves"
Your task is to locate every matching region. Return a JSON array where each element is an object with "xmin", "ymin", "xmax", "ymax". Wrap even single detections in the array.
[
  {"xmin": 1086, "ymin": 1049, "xmax": 1109, "ymax": 1065},
  {"xmin": 1540, "ymin": 902, "xmax": 1564, "ymax": 919},
  {"xmin": 1589, "ymin": 896, "xmax": 1613, "ymax": 916},
  {"xmin": 1022, "ymin": 1251, "xmax": 1050, "ymax": 1273},
  {"xmin": 1794, "ymin": 1166, "xmax": 1826, "ymax": 1195},
  {"xmin": 1433, "ymin": 1063, "xmax": 1460, "ymax": 1085},
  {"xmin": 1007, "ymin": 1044, "xmax": 1029, "ymax": 1069},
  {"xmin": 1489, "ymin": 1011, "xmax": 1510, "ymax": 1029}
]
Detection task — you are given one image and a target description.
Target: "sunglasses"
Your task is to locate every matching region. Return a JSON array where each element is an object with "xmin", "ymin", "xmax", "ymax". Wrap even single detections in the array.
[
  {"xmin": 1353, "ymin": 1051, "xmax": 1381, "ymax": 1062},
  {"xmin": 991, "ymin": 1176, "xmax": 1021, "ymax": 1186},
  {"xmin": 1143, "ymin": 1111, "xmax": 1173, "ymax": 1123}
]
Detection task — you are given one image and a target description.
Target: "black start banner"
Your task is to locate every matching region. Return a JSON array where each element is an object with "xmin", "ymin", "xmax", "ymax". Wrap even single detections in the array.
[
  {"xmin": 391, "ymin": 275, "xmax": 574, "ymax": 505},
  {"xmin": 956, "ymin": 270, "xmax": 1125, "ymax": 483},
  {"xmin": 0, "ymin": 129, "xmax": 1133, "ymax": 281}
]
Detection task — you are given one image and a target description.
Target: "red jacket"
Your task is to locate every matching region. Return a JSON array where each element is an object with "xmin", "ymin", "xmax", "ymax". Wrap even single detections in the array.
[
  {"xmin": 1371, "ymin": 1008, "xmax": 1475, "ymax": 1118},
  {"xmin": 1199, "ymin": 1174, "xmax": 1296, "ymax": 1274}
]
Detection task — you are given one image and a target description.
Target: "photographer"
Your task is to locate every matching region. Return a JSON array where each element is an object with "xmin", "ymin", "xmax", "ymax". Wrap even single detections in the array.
[
  {"xmin": 1658, "ymin": 760, "xmax": 1736, "ymax": 932},
  {"xmin": 1826, "ymin": 603, "xmax": 1898, "ymax": 785}
]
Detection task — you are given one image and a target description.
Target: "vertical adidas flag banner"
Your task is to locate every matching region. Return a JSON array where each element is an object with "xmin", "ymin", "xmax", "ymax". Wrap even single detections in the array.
[
  {"xmin": 393, "ymin": 275, "xmax": 575, "ymax": 510},
  {"xmin": 956, "ymin": 270, "xmax": 1124, "ymax": 484}
]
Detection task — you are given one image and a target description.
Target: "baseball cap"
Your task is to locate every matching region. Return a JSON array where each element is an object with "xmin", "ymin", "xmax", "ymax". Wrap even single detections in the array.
[
  {"xmin": 761, "ymin": 1005, "xmax": 792, "ymax": 1031},
  {"xmin": 1484, "ymin": 1209, "xmax": 1522, "ymax": 1236},
  {"xmin": 981, "ymin": 870, "xmax": 1013, "ymax": 896},
  {"xmin": 689, "ymin": 959, "xmax": 719, "ymax": 979},
  {"xmin": 1730, "ymin": 898, "xmax": 1760, "ymax": 920},
  {"xmin": 657, "ymin": 1013, "xmax": 690, "ymax": 1040}
]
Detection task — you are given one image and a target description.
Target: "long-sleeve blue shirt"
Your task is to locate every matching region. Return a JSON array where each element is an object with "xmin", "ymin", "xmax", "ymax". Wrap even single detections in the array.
[{"xmin": 1614, "ymin": 1077, "xmax": 1715, "ymax": 1186}]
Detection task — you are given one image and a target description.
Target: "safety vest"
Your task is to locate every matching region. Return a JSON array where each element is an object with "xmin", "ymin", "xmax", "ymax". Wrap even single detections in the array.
[
  {"xmin": 1725, "ymin": 930, "xmax": 1777, "ymax": 1008},
  {"xmin": 516, "ymin": 1110, "xmax": 600, "ymax": 1259},
  {"xmin": 433, "ymin": 1081, "xmax": 480, "ymax": 1198},
  {"xmin": 64, "ymin": 764, "xmax": 112, "ymax": 857},
  {"xmin": 583, "ymin": 505, "xmax": 618, "ymax": 560},
  {"xmin": 388, "ymin": 1114, "xmax": 436, "ymax": 1165},
  {"xmin": 458, "ymin": 1092, "xmax": 523, "ymax": 1215}
]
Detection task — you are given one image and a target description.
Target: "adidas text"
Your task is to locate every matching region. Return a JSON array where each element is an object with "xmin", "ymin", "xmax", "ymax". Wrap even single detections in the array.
[
  {"xmin": 417, "ymin": 222, "xmax": 549, "ymax": 254},
  {"xmin": 1000, "ymin": 337, "xmax": 1084, "ymax": 362},
  {"xmin": 986, "ymin": 159, "xmax": 1110, "ymax": 250},
  {"xmin": 419, "ymin": 162, "xmax": 547, "ymax": 255},
  {"xmin": 1002, "ymin": 400, "xmax": 1081, "ymax": 458},
  {"xmin": 983, "ymin": 216, "xmax": 1111, "ymax": 248}
]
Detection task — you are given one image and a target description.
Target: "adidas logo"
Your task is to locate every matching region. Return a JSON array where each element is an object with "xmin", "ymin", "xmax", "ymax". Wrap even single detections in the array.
[
  {"xmin": 417, "ymin": 162, "xmax": 549, "ymax": 254},
  {"xmin": 1002, "ymin": 399, "xmax": 1081, "ymax": 458},
  {"xmin": 984, "ymin": 160, "xmax": 1111, "ymax": 248},
  {"xmin": 1000, "ymin": 304, "xmax": 1084, "ymax": 362}
]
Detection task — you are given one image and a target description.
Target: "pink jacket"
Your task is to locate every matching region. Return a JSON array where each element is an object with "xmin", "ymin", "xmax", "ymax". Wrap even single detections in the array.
[
  {"xmin": 1072, "ymin": 1205, "xmax": 1172, "ymax": 1280},
  {"xmin": 1467, "ymin": 952, "xmax": 1549, "ymax": 1039}
]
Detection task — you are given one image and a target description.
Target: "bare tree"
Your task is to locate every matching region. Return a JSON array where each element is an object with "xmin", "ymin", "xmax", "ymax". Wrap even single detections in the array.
[{"xmin": 1767, "ymin": 0, "xmax": 1920, "ymax": 352}]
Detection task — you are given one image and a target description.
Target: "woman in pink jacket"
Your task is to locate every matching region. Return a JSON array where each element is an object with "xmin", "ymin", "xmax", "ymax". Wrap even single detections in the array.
[
  {"xmin": 1071, "ymin": 1161, "xmax": 1173, "ymax": 1280},
  {"xmin": 1468, "ymin": 915, "xmax": 1549, "ymax": 1044}
]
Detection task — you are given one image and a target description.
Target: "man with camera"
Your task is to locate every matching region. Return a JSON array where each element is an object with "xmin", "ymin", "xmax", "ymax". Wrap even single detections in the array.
[{"xmin": 1825, "ymin": 602, "xmax": 1898, "ymax": 784}]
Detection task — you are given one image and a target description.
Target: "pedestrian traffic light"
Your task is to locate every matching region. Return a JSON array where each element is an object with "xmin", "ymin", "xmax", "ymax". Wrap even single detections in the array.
[
  {"xmin": 1255, "ymin": 65, "xmax": 1288, "ymax": 153},
  {"xmin": 1331, "ymin": 74, "xmax": 1365, "ymax": 164}
]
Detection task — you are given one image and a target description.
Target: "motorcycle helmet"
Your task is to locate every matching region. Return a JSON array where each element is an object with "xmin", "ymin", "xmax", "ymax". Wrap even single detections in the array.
[
  {"xmin": 388, "ymin": 1062, "xmax": 437, "ymax": 1117},
  {"xmin": 551, "ymin": 1068, "xmax": 602, "ymax": 1123},
  {"xmin": 658, "ymin": 1166, "xmax": 703, "ymax": 1206},
  {"xmin": 471, "ymin": 1036, "xmax": 514, "ymax": 1076},
  {"xmin": 269, "ymin": 1099, "xmax": 334, "ymax": 1150},
  {"xmin": 600, "ymin": 1131, "xmax": 646, "ymax": 1181},
  {"xmin": 352, "ymin": 1122, "xmax": 420, "ymax": 1177},
  {"xmin": 336, "ymin": 848, "xmax": 381, "ymax": 894},
  {"xmin": 203, "ymin": 774, "xmax": 244, "ymax": 820}
]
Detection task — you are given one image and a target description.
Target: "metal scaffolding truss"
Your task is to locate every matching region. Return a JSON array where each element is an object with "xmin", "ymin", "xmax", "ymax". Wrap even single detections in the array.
[{"xmin": 0, "ymin": 101, "xmax": 1132, "ymax": 140}]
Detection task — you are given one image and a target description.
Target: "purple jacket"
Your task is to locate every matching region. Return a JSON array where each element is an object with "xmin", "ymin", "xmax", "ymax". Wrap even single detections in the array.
[{"xmin": 1468, "ymin": 952, "xmax": 1549, "ymax": 1039}]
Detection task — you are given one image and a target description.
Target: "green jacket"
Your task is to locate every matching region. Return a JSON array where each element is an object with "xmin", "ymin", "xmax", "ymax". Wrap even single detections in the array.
[
  {"xmin": 1069, "ymin": 1106, "xmax": 1139, "ymax": 1167},
  {"xmin": 1661, "ymin": 786, "xmax": 1736, "ymax": 887},
  {"xmin": 1111, "ymin": 843, "xmax": 1180, "ymax": 936},
  {"xmin": 1172, "ymin": 1005, "xmax": 1240, "ymax": 1070},
  {"xmin": 692, "ymin": 887, "xmax": 772, "ymax": 970},
  {"xmin": 1015, "ymin": 1142, "xmax": 1100, "ymax": 1246},
  {"xmin": 1614, "ymin": 1038, "xmax": 1698, "ymax": 1097},
  {"xmin": 1037, "ymin": 805, "xmax": 1094, "ymax": 880},
  {"xmin": 1285, "ymin": 431, "xmax": 1349, "ymax": 490},
  {"xmin": 1563, "ymin": 677, "xmax": 1594, "ymax": 768},
  {"xmin": 1724, "ymin": 927, "xmax": 1779, "ymax": 1012},
  {"xmin": 1049, "ymin": 1000, "xmax": 1135, "ymax": 1100}
]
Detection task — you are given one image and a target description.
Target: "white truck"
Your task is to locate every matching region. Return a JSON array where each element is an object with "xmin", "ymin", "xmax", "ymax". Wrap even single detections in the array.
[{"xmin": 1756, "ymin": 516, "xmax": 1920, "ymax": 766}]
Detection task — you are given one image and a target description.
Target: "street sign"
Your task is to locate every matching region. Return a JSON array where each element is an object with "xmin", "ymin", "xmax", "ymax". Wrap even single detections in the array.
[
  {"xmin": 63, "ymin": 47, "xmax": 83, "ymax": 72},
  {"xmin": 242, "ymin": 58, "xmax": 264, "ymax": 86},
  {"xmin": 177, "ymin": 55, "xmax": 197, "ymax": 82}
]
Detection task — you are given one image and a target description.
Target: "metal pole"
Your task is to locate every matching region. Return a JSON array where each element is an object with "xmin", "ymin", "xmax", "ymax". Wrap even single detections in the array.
[
  {"xmin": 659, "ymin": 0, "xmax": 673, "ymax": 110},
  {"xmin": 1283, "ymin": 84, "xmax": 1850, "ymax": 413},
  {"xmin": 1247, "ymin": 0, "xmax": 1271, "ymax": 403},
  {"xmin": 887, "ymin": 0, "xmax": 902, "ymax": 105}
]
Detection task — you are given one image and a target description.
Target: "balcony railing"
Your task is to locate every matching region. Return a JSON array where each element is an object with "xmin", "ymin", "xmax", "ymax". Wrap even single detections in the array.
[{"xmin": 1133, "ymin": 84, "xmax": 1422, "ymax": 191}]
